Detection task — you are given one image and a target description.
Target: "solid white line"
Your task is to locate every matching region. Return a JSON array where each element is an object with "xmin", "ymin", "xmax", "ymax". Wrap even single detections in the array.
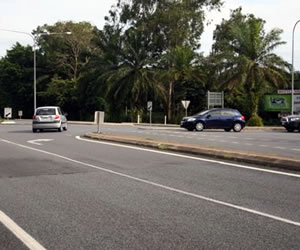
[
  {"xmin": 1, "ymin": 137, "xmax": 300, "ymax": 228},
  {"xmin": 0, "ymin": 210, "xmax": 46, "ymax": 250},
  {"xmin": 74, "ymin": 137, "xmax": 300, "ymax": 178}
]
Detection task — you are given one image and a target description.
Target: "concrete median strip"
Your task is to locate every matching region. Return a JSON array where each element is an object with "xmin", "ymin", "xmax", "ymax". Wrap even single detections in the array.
[{"xmin": 84, "ymin": 132, "xmax": 300, "ymax": 172}]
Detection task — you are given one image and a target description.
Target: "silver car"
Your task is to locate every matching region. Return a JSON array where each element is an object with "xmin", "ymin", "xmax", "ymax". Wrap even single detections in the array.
[{"xmin": 32, "ymin": 106, "xmax": 68, "ymax": 132}]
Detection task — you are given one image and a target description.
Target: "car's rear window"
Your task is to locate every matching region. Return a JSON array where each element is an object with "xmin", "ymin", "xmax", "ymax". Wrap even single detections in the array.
[{"xmin": 36, "ymin": 108, "xmax": 56, "ymax": 115}]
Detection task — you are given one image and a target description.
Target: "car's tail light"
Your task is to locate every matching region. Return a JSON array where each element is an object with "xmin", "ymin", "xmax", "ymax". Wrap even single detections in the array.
[
  {"xmin": 33, "ymin": 115, "xmax": 37, "ymax": 120},
  {"xmin": 241, "ymin": 115, "xmax": 245, "ymax": 120},
  {"xmin": 54, "ymin": 115, "xmax": 60, "ymax": 120}
]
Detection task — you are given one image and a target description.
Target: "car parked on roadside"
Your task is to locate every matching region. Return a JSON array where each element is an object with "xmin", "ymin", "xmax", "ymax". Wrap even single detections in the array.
[
  {"xmin": 280, "ymin": 114, "xmax": 300, "ymax": 132},
  {"xmin": 180, "ymin": 108, "xmax": 246, "ymax": 132},
  {"xmin": 32, "ymin": 106, "xmax": 68, "ymax": 132}
]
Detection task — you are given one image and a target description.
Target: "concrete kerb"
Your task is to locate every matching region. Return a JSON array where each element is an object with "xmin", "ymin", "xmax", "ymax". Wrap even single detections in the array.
[{"xmin": 84, "ymin": 132, "xmax": 300, "ymax": 172}]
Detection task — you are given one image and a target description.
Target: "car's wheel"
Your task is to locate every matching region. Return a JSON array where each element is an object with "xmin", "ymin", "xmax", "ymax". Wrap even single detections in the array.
[
  {"xmin": 233, "ymin": 123, "xmax": 242, "ymax": 132},
  {"xmin": 195, "ymin": 122, "xmax": 204, "ymax": 131},
  {"xmin": 58, "ymin": 125, "xmax": 62, "ymax": 132},
  {"xmin": 224, "ymin": 128, "xmax": 231, "ymax": 132},
  {"xmin": 32, "ymin": 128, "xmax": 37, "ymax": 133},
  {"xmin": 287, "ymin": 128, "xmax": 294, "ymax": 132},
  {"xmin": 63, "ymin": 123, "xmax": 68, "ymax": 131}
]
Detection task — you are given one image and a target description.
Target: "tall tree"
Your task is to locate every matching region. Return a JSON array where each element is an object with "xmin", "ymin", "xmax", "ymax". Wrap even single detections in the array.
[
  {"xmin": 0, "ymin": 43, "xmax": 35, "ymax": 118},
  {"xmin": 105, "ymin": 0, "xmax": 222, "ymax": 121},
  {"xmin": 212, "ymin": 8, "xmax": 289, "ymax": 125}
]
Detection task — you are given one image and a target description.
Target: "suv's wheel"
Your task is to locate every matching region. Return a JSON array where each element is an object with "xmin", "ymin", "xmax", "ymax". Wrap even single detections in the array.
[
  {"xmin": 287, "ymin": 128, "xmax": 294, "ymax": 132},
  {"xmin": 195, "ymin": 122, "xmax": 204, "ymax": 131},
  {"xmin": 32, "ymin": 128, "xmax": 37, "ymax": 133},
  {"xmin": 233, "ymin": 123, "xmax": 242, "ymax": 132}
]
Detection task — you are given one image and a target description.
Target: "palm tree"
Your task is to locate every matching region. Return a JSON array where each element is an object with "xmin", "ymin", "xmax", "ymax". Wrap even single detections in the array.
[
  {"xmin": 100, "ymin": 27, "xmax": 166, "ymax": 120},
  {"xmin": 160, "ymin": 46, "xmax": 204, "ymax": 122},
  {"xmin": 213, "ymin": 8, "xmax": 289, "ymax": 125}
]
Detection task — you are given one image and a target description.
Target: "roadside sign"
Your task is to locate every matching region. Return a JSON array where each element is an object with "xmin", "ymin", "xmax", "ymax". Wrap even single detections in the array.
[
  {"xmin": 18, "ymin": 110, "xmax": 23, "ymax": 119},
  {"xmin": 181, "ymin": 100, "xmax": 190, "ymax": 109},
  {"xmin": 147, "ymin": 101, "xmax": 153, "ymax": 111},
  {"xmin": 4, "ymin": 107, "xmax": 12, "ymax": 119},
  {"xmin": 277, "ymin": 89, "xmax": 300, "ymax": 94},
  {"xmin": 264, "ymin": 95, "xmax": 291, "ymax": 112},
  {"xmin": 181, "ymin": 100, "xmax": 190, "ymax": 117}
]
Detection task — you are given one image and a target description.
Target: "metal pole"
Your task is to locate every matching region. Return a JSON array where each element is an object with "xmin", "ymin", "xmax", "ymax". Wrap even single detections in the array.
[
  {"xmin": 33, "ymin": 43, "xmax": 37, "ymax": 111},
  {"xmin": 292, "ymin": 20, "xmax": 300, "ymax": 115}
]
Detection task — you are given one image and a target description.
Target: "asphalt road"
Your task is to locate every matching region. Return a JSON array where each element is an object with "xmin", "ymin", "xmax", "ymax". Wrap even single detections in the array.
[{"xmin": 0, "ymin": 122, "xmax": 299, "ymax": 249}]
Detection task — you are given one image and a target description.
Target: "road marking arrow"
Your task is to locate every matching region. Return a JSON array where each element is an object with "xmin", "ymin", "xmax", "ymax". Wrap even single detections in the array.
[{"xmin": 27, "ymin": 139, "xmax": 53, "ymax": 145}]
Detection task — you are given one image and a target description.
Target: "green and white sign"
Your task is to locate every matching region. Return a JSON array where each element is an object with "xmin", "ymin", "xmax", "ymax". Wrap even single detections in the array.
[{"xmin": 264, "ymin": 95, "xmax": 291, "ymax": 112}]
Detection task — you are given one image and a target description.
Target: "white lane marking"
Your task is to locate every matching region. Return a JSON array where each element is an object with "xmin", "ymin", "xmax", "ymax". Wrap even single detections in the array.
[
  {"xmin": 292, "ymin": 148, "xmax": 300, "ymax": 152},
  {"xmin": 259, "ymin": 145, "xmax": 268, "ymax": 147},
  {"xmin": 231, "ymin": 141, "xmax": 240, "ymax": 144},
  {"xmin": 244, "ymin": 143, "xmax": 253, "ymax": 146},
  {"xmin": 1, "ymin": 138, "xmax": 300, "ymax": 228},
  {"xmin": 75, "ymin": 137, "xmax": 300, "ymax": 178},
  {"xmin": 0, "ymin": 210, "xmax": 46, "ymax": 250},
  {"xmin": 274, "ymin": 146, "xmax": 286, "ymax": 150},
  {"xmin": 27, "ymin": 139, "xmax": 53, "ymax": 146}
]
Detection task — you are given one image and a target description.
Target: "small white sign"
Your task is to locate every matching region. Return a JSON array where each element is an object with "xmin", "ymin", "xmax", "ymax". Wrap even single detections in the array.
[
  {"xmin": 181, "ymin": 100, "xmax": 190, "ymax": 109},
  {"xmin": 4, "ymin": 107, "xmax": 12, "ymax": 119},
  {"xmin": 147, "ymin": 101, "xmax": 153, "ymax": 111},
  {"xmin": 18, "ymin": 110, "xmax": 23, "ymax": 117}
]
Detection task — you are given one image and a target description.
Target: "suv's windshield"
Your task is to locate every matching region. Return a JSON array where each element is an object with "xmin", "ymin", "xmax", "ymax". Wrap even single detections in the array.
[{"xmin": 36, "ymin": 108, "xmax": 56, "ymax": 115}]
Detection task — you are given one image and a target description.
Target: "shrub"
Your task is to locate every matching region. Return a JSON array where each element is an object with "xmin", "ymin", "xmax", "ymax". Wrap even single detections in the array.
[{"xmin": 247, "ymin": 114, "xmax": 264, "ymax": 126}]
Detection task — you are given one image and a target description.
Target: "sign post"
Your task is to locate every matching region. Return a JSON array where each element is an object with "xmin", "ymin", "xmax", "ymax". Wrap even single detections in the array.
[
  {"xmin": 4, "ymin": 107, "xmax": 12, "ymax": 119},
  {"xmin": 95, "ymin": 111, "xmax": 105, "ymax": 133},
  {"xmin": 181, "ymin": 100, "xmax": 190, "ymax": 117},
  {"xmin": 147, "ymin": 101, "xmax": 153, "ymax": 125},
  {"xmin": 18, "ymin": 110, "xmax": 23, "ymax": 119},
  {"xmin": 207, "ymin": 91, "xmax": 224, "ymax": 109}
]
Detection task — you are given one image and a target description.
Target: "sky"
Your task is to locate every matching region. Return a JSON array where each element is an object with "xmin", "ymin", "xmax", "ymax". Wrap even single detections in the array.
[{"xmin": 1, "ymin": 0, "xmax": 300, "ymax": 70}]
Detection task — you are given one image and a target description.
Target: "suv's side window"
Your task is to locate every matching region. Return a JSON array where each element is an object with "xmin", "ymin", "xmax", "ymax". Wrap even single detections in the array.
[
  {"xmin": 221, "ymin": 110, "xmax": 235, "ymax": 116},
  {"xmin": 209, "ymin": 111, "xmax": 221, "ymax": 117}
]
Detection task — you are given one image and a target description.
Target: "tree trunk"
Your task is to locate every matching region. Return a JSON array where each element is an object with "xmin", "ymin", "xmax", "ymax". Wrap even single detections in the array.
[{"xmin": 168, "ymin": 80, "xmax": 174, "ymax": 122}]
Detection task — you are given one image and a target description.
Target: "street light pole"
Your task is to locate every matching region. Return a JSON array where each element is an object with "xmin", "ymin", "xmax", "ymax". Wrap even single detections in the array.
[
  {"xmin": 0, "ymin": 29, "xmax": 71, "ymax": 112},
  {"xmin": 292, "ymin": 20, "xmax": 300, "ymax": 115}
]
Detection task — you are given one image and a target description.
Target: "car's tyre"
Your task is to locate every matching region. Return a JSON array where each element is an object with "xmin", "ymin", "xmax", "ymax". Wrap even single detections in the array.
[
  {"xmin": 287, "ymin": 128, "xmax": 294, "ymax": 132},
  {"xmin": 63, "ymin": 123, "xmax": 68, "ymax": 131},
  {"xmin": 233, "ymin": 123, "xmax": 242, "ymax": 132},
  {"xmin": 58, "ymin": 125, "xmax": 62, "ymax": 132},
  {"xmin": 195, "ymin": 122, "xmax": 204, "ymax": 131},
  {"xmin": 32, "ymin": 128, "xmax": 37, "ymax": 133},
  {"xmin": 224, "ymin": 128, "xmax": 231, "ymax": 132}
]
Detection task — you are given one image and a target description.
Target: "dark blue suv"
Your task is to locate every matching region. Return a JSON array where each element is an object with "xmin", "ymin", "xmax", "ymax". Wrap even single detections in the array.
[{"xmin": 180, "ymin": 108, "xmax": 246, "ymax": 132}]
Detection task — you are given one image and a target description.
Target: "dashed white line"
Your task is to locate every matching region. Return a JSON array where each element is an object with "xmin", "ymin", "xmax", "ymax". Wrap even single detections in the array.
[
  {"xmin": 274, "ymin": 146, "xmax": 286, "ymax": 150},
  {"xmin": 259, "ymin": 145, "xmax": 268, "ymax": 147}
]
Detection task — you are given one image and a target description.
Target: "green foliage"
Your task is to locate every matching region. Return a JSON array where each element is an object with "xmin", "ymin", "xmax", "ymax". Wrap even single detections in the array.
[
  {"xmin": 247, "ymin": 114, "xmax": 264, "ymax": 127},
  {"xmin": 212, "ymin": 8, "xmax": 289, "ymax": 120},
  {"xmin": 0, "ymin": 4, "xmax": 291, "ymax": 123}
]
